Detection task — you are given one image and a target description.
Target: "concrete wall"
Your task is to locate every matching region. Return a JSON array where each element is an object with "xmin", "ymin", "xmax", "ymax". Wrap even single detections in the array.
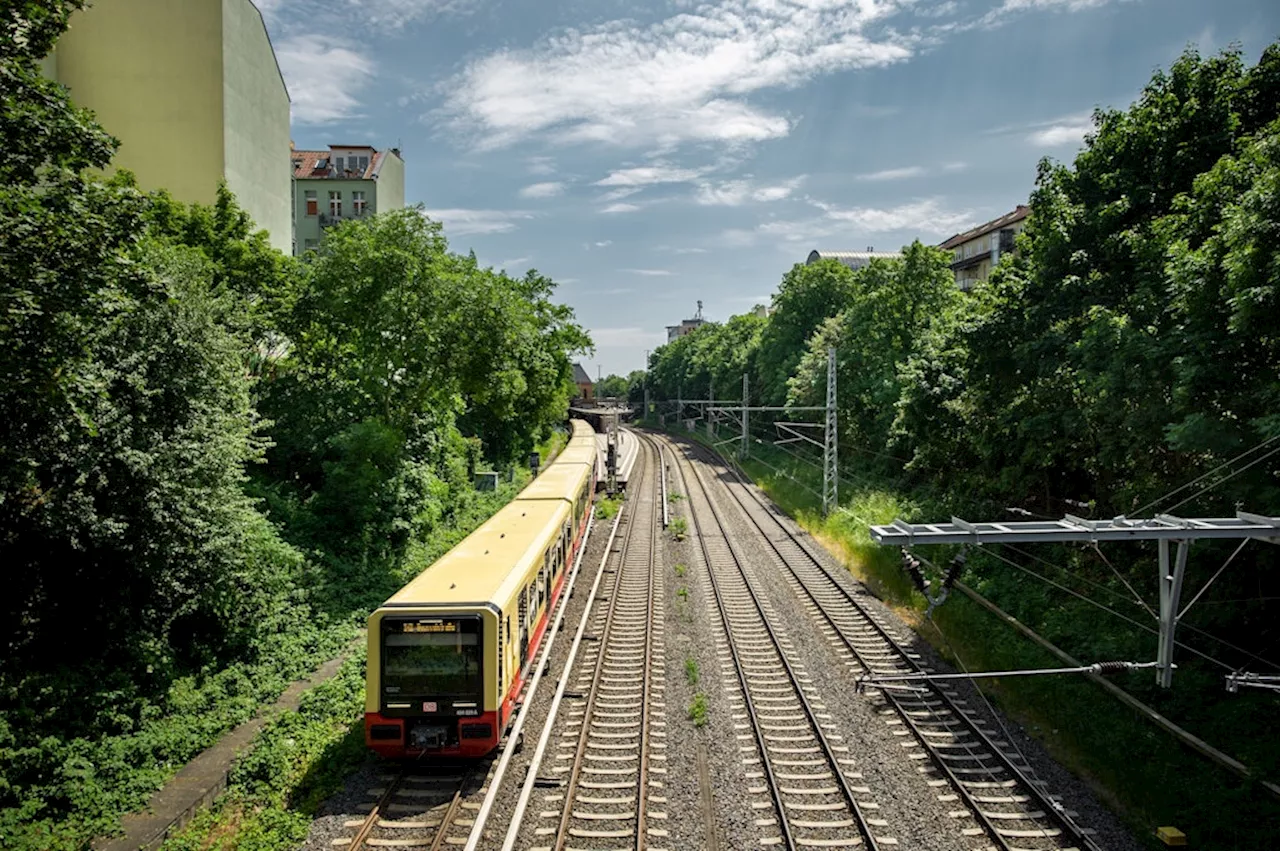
[
  {"xmin": 222, "ymin": 0, "xmax": 292, "ymax": 253},
  {"xmin": 378, "ymin": 152, "xmax": 406, "ymax": 213},
  {"xmin": 56, "ymin": 0, "xmax": 225, "ymax": 204}
]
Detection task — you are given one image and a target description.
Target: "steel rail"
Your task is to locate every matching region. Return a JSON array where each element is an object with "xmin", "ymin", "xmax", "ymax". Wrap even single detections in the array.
[
  {"xmin": 696, "ymin": 441, "xmax": 1103, "ymax": 851},
  {"xmin": 348, "ymin": 768, "xmax": 470, "ymax": 851},
  {"xmin": 463, "ymin": 502, "xmax": 604, "ymax": 851},
  {"xmin": 429, "ymin": 781, "xmax": 468, "ymax": 851},
  {"xmin": 665, "ymin": 435, "xmax": 882, "ymax": 851},
  {"xmin": 552, "ymin": 436, "xmax": 659, "ymax": 851},
  {"xmin": 634, "ymin": 433, "xmax": 660, "ymax": 851},
  {"xmin": 497, "ymin": 441, "xmax": 654, "ymax": 851},
  {"xmin": 347, "ymin": 769, "xmax": 402, "ymax": 851}
]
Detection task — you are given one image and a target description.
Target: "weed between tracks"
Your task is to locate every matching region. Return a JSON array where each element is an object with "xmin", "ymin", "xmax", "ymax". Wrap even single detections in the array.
[
  {"xmin": 688, "ymin": 693, "xmax": 709, "ymax": 728},
  {"xmin": 597, "ymin": 493, "xmax": 624, "ymax": 520},
  {"xmin": 669, "ymin": 516, "xmax": 688, "ymax": 540},
  {"xmin": 685, "ymin": 655, "xmax": 700, "ymax": 687}
]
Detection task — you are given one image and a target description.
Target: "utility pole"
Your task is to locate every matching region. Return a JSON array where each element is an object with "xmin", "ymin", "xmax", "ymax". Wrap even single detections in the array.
[
  {"xmin": 1156, "ymin": 538, "xmax": 1190, "ymax": 689},
  {"xmin": 677, "ymin": 384, "xmax": 683, "ymax": 430},
  {"xmin": 822, "ymin": 347, "xmax": 838, "ymax": 516},
  {"xmin": 741, "ymin": 373, "xmax": 749, "ymax": 459}
]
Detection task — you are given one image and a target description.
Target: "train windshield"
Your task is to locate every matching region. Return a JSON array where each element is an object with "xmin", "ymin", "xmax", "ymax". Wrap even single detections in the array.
[{"xmin": 382, "ymin": 617, "xmax": 482, "ymax": 699}]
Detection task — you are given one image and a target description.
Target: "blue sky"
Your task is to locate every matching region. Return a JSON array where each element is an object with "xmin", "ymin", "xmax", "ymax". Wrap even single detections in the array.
[{"xmin": 263, "ymin": 0, "xmax": 1277, "ymax": 378}]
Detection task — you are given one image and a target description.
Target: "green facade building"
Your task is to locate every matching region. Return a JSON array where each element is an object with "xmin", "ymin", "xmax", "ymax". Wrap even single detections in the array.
[
  {"xmin": 44, "ymin": 0, "xmax": 293, "ymax": 254},
  {"xmin": 291, "ymin": 145, "xmax": 406, "ymax": 255}
]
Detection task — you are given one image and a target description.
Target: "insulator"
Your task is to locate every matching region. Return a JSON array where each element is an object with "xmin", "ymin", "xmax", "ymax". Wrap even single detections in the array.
[
  {"xmin": 941, "ymin": 547, "xmax": 968, "ymax": 591},
  {"xmin": 1094, "ymin": 660, "xmax": 1130, "ymax": 673},
  {"xmin": 901, "ymin": 550, "xmax": 928, "ymax": 594}
]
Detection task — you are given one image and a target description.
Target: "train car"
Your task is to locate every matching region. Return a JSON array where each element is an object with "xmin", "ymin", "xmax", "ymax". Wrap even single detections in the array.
[{"xmin": 364, "ymin": 421, "xmax": 597, "ymax": 758}]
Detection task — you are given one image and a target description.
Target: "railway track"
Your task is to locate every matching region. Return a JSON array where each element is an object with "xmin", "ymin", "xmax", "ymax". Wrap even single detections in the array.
[
  {"xmin": 335, "ymin": 767, "xmax": 475, "ymax": 850},
  {"xmin": 681, "ymin": 439, "xmax": 1101, "ymax": 851},
  {"xmin": 663, "ymin": 434, "xmax": 894, "ymax": 851},
  {"xmin": 513, "ymin": 436, "xmax": 666, "ymax": 851}
]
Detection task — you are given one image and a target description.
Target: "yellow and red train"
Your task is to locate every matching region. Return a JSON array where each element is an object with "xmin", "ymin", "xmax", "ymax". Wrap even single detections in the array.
[{"xmin": 364, "ymin": 420, "xmax": 597, "ymax": 758}]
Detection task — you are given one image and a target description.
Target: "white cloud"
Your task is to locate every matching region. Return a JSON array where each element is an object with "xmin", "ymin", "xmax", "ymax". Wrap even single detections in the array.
[
  {"xmin": 941, "ymin": 161, "xmax": 968, "ymax": 172},
  {"xmin": 813, "ymin": 198, "xmax": 974, "ymax": 234},
  {"xmin": 519, "ymin": 181, "xmax": 566, "ymax": 198},
  {"xmin": 621, "ymin": 268, "xmax": 674, "ymax": 276},
  {"xmin": 263, "ymin": 0, "xmax": 478, "ymax": 31},
  {"xmin": 601, "ymin": 203, "xmax": 642, "ymax": 214},
  {"xmin": 978, "ymin": 0, "xmax": 1113, "ymax": 28},
  {"xmin": 998, "ymin": 0, "xmax": 1110, "ymax": 10},
  {"xmin": 497, "ymin": 256, "xmax": 531, "ymax": 268},
  {"xmin": 1027, "ymin": 117, "xmax": 1093, "ymax": 147},
  {"xmin": 726, "ymin": 197, "xmax": 975, "ymax": 247},
  {"xmin": 276, "ymin": 35, "xmax": 375, "ymax": 124},
  {"xmin": 439, "ymin": 0, "xmax": 916, "ymax": 152},
  {"xmin": 915, "ymin": 0, "xmax": 959, "ymax": 16},
  {"xmin": 594, "ymin": 240, "xmax": 613, "ymax": 247},
  {"xmin": 527, "ymin": 156, "xmax": 557, "ymax": 176},
  {"xmin": 422, "ymin": 208, "xmax": 535, "ymax": 235},
  {"xmin": 595, "ymin": 166, "xmax": 708, "ymax": 187},
  {"xmin": 673, "ymin": 247, "xmax": 709, "ymax": 254},
  {"xmin": 986, "ymin": 111, "xmax": 1094, "ymax": 148},
  {"xmin": 856, "ymin": 166, "xmax": 926, "ymax": 181},
  {"xmin": 598, "ymin": 187, "xmax": 644, "ymax": 202},
  {"xmin": 695, "ymin": 176, "xmax": 804, "ymax": 205}
]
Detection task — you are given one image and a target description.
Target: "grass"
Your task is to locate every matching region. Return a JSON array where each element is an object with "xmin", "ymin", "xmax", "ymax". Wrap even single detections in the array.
[
  {"xmin": 674, "ymin": 563, "xmax": 687, "ymax": 578},
  {"xmin": 671, "ymin": 425, "xmax": 1280, "ymax": 851},
  {"xmin": 688, "ymin": 692, "xmax": 709, "ymax": 728},
  {"xmin": 596, "ymin": 494, "xmax": 624, "ymax": 520},
  {"xmin": 676, "ymin": 587, "xmax": 689, "ymax": 602},
  {"xmin": 669, "ymin": 516, "xmax": 688, "ymax": 540},
  {"xmin": 685, "ymin": 655, "xmax": 700, "ymax": 687}
]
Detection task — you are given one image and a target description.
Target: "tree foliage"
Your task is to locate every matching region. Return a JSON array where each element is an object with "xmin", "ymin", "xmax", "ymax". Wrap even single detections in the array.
[{"xmin": 0, "ymin": 5, "xmax": 591, "ymax": 844}]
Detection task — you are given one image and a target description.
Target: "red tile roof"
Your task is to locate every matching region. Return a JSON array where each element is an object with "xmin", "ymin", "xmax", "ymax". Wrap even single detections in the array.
[
  {"xmin": 938, "ymin": 205, "xmax": 1030, "ymax": 251},
  {"xmin": 290, "ymin": 148, "xmax": 385, "ymax": 180}
]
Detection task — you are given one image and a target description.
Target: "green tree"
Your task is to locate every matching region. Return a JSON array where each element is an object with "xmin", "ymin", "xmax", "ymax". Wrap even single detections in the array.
[
  {"xmin": 596, "ymin": 374, "xmax": 630, "ymax": 398},
  {"xmin": 755, "ymin": 259, "xmax": 858, "ymax": 404},
  {"xmin": 1, "ymin": 0, "xmax": 275, "ymax": 681},
  {"xmin": 789, "ymin": 244, "xmax": 961, "ymax": 458},
  {"xmin": 926, "ymin": 44, "xmax": 1280, "ymax": 512}
]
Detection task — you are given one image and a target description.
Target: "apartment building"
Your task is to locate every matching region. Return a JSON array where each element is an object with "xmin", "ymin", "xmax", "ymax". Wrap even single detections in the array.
[
  {"xmin": 291, "ymin": 144, "xmax": 406, "ymax": 255},
  {"xmin": 805, "ymin": 249, "xmax": 902, "ymax": 270},
  {"xmin": 938, "ymin": 205, "xmax": 1030, "ymax": 290},
  {"xmin": 666, "ymin": 301, "xmax": 707, "ymax": 343},
  {"xmin": 42, "ymin": 0, "xmax": 293, "ymax": 253}
]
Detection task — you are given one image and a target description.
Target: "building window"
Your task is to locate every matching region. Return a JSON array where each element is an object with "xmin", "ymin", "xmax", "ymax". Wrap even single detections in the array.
[
  {"xmin": 358, "ymin": 155, "xmax": 369, "ymax": 172},
  {"xmin": 304, "ymin": 238, "xmax": 318, "ymax": 252},
  {"xmin": 305, "ymin": 190, "xmax": 318, "ymax": 216},
  {"xmin": 329, "ymin": 191, "xmax": 342, "ymax": 217},
  {"xmin": 353, "ymin": 191, "xmax": 367, "ymax": 216}
]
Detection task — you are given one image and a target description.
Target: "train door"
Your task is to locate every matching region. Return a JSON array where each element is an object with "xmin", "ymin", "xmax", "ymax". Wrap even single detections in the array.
[{"xmin": 518, "ymin": 586, "xmax": 529, "ymax": 661}]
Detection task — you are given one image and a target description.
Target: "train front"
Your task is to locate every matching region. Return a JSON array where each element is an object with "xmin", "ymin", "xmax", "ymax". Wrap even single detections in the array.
[{"xmin": 365, "ymin": 607, "xmax": 500, "ymax": 758}]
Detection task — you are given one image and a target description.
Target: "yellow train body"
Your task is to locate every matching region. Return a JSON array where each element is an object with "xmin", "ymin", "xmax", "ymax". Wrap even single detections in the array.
[{"xmin": 365, "ymin": 419, "xmax": 596, "ymax": 757}]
